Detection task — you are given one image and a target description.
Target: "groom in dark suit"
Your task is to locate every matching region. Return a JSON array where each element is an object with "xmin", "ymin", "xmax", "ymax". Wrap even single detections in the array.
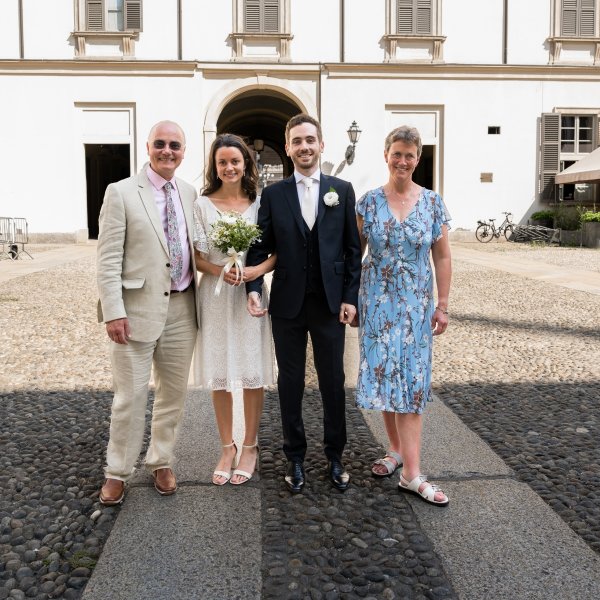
[{"xmin": 246, "ymin": 113, "xmax": 361, "ymax": 493}]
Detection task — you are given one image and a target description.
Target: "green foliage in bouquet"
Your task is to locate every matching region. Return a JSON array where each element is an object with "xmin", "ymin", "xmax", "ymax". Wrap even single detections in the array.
[{"xmin": 210, "ymin": 210, "xmax": 262, "ymax": 254}]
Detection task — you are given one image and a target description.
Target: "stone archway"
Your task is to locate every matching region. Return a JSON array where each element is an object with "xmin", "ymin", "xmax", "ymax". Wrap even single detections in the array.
[
  {"xmin": 203, "ymin": 78, "xmax": 318, "ymax": 188},
  {"xmin": 217, "ymin": 90, "xmax": 302, "ymax": 182}
]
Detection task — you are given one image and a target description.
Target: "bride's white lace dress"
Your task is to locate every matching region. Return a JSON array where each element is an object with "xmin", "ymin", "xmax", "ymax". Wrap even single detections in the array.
[{"xmin": 192, "ymin": 195, "xmax": 275, "ymax": 391}]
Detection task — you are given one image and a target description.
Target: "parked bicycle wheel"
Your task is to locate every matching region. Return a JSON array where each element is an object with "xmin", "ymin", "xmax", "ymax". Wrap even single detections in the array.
[
  {"xmin": 475, "ymin": 223, "xmax": 494, "ymax": 242},
  {"xmin": 503, "ymin": 225, "xmax": 515, "ymax": 241}
]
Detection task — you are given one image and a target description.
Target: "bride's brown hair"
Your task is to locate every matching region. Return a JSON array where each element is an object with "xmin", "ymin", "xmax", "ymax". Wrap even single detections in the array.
[{"xmin": 202, "ymin": 134, "xmax": 259, "ymax": 201}]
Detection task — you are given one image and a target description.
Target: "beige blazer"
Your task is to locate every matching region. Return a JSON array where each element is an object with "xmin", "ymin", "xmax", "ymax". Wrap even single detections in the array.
[{"xmin": 97, "ymin": 169, "xmax": 199, "ymax": 342}]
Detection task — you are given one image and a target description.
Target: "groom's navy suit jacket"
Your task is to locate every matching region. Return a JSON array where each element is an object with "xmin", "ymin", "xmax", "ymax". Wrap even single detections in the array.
[{"xmin": 246, "ymin": 173, "xmax": 361, "ymax": 318}]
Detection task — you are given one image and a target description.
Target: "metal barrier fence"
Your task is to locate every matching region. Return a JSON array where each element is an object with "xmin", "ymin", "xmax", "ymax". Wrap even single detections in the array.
[{"xmin": 0, "ymin": 217, "xmax": 33, "ymax": 260}]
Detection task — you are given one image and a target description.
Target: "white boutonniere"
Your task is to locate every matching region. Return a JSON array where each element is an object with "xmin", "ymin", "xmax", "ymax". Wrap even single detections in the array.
[{"xmin": 323, "ymin": 187, "xmax": 340, "ymax": 207}]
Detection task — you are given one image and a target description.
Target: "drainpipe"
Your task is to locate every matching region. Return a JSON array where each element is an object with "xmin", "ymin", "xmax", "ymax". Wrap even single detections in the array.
[
  {"xmin": 177, "ymin": 0, "xmax": 182, "ymax": 60},
  {"xmin": 502, "ymin": 0, "xmax": 508, "ymax": 64},
  {"xmin": 18, "ymin": 0, "xmax": 24, "ymax": 58},
  {"xmin": 340, "ymin": 0, "xmax": 345, "ymax": 63}
]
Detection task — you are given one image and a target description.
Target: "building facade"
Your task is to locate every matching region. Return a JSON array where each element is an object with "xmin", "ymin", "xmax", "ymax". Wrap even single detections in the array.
[{"xmin": 1, "ymin": 0, "xmax": 600, "ymax": 239}]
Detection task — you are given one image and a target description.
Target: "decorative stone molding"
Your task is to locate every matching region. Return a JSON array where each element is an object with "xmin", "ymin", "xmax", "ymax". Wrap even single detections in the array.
[
  {"xmin": 228, "ymin": 32, "xmax": 293, "ymax": 62},
  {"xmin": 72, "ymin": 30, "xmax": 138, "ymax": 58},
  {"xmin": 383, "ymin": 35, "xmax": 446, "ymax": 63},
  {"xmin": 547, "ymin": 36, "xmax": 600, "ymax": 64}
]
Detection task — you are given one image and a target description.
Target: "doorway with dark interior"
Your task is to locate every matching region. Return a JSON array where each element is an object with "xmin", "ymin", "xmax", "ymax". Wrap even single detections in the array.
[
  {"xmin": 413, "ymin": 145, "xmax": 434, "ymax": 190},
  {"xmin": 85, "ymin": 144, "xmax": 130, "ymax": 239}
]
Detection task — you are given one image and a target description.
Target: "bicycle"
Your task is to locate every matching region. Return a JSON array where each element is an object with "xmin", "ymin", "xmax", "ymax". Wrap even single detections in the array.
[{"xmin": 475, "ymin": 212, "xmax": 514, "ymax": 242}]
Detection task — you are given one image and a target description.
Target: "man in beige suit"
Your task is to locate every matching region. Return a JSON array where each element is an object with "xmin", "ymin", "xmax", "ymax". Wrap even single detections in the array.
[{"xmin": 97, "ymin": 120, "xmax": 199, "ymax": 505}]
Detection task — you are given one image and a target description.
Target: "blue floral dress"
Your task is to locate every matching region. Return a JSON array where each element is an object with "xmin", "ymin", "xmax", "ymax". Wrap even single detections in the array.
[{"xmin": 356, "ymin": 187, "xmax": 451, "ymax": 414}]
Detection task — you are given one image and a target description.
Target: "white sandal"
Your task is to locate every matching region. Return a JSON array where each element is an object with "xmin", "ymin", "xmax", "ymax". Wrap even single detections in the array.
[
  {"xmin": 230, "ymin": 444, "xmax": 259, "ymax": 485},
  {"xmin": 371, "ymin": 450, "xmax": 402, "ymax": 477},
  {"xmin": 212, "ymin": 442, "xmax": 238, "ymax": 486},
  {"xmin": 398, "ymin": 474, "xmax": 449, "ymax": 507}
]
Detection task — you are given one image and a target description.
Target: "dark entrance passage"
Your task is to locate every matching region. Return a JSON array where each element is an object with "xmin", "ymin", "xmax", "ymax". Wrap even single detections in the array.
[
  {"xmin": 413, "ymin": 145, "xmax": 434, "ymax": 190},
  {"xmin": 217, "ymin": 91, "xmax": 302, "ymax": 191},
  {"xmin": 85, "ymin": 144, "xmax": 130, "ymax": 239}
]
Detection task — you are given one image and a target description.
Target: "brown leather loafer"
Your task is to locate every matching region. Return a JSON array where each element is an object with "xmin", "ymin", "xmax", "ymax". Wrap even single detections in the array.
[
  {"xmin": 99, "ymin": 478, "xmax": 125, "ymax": 506},
  {"xmin": 152, "ymin": 468, "xmax": 177, "ymax": 496}
]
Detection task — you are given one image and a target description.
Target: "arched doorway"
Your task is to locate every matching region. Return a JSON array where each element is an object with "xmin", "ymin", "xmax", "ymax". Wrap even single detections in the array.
[{"xmin": 216, "ymin": 90, "xmax": 302, "ymax": 190}]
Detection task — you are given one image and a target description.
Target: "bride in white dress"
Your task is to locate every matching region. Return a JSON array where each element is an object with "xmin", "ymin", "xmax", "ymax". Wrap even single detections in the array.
[{"xmin": 193, "ymin": 134, "xmax": 275, "ymax": 485}]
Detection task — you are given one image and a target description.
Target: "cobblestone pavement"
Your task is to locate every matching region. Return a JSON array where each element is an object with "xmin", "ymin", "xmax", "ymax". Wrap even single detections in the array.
[
  {"xmin": 1, "ymin": 241, "xmax": 599, "ymax": 599},
  {"xmin": 434, "ymin": 242, "xmax": 600, "ymax": 554},
  {"xmin": 0, "ymin": 251, "xmax": 456, "ymax": 599}
]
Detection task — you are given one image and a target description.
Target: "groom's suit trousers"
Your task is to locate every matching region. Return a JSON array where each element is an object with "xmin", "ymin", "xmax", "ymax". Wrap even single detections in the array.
[{"xmin": 104, "ymin": 290, "xmax": 197, "ymax": 481}]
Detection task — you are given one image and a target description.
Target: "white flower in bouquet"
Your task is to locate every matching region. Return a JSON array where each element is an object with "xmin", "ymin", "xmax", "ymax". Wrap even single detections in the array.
[{"xmin": 209, "ymin": 210, "xmax": 262, "ymax": 295}]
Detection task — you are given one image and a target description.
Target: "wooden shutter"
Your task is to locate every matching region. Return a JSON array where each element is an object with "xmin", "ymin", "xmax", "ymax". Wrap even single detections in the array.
[
  {"xmin": 541, "ymin": 113, "xmax": 561, "ymax": 201},
  {"xmin": 86, "ymin": 0, "xmax": 104, "ymax": 31},
  {"xmin": 562, "ymin": 0, "xmax": 595, "ymax": 36},
  {"xmin": 124, "ymin": 0, "xmax": 142, "ymax": 31},
  {"xmin": 245, "ymin": 0, "xmax": 261, "ymax": 32},
  {"xmin": 397, "ymin": 0, "xmax": 431, "ymax": 35},
  {"xmin": 580, "ymin": 0, "xmax": 595, "ymax": 36},
  {"xmin": 263, "ymin": 0, "xmax": 280, "ymax": 33},
  {"xmin": 397, "ymin": 0, "xmax": 414, "ymax": 34},
  {"xmin": 416, "ymin": 0, "xmax": 432, "ymax": 34}
]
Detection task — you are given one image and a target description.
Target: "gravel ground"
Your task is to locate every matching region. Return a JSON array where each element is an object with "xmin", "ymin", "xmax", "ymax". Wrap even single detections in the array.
[
  {"xmin": 434, "ymin": 244, "xmax": 600, "ymax": 554},
  {"xmin": 453, "ymin": 239, "xmax": 600, "ymax": 272}
]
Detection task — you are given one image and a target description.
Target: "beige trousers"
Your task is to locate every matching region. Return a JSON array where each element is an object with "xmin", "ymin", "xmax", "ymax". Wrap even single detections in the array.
[{"xmin": 104, "ymin": 290, "xmax": 197, "ymax": 481}]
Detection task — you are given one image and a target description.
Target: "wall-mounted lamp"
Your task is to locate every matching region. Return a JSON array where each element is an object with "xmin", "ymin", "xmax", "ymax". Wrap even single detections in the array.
[
  {"xmin": 253, "ymin": 139, "xmax": 264, "ymax": 152},
  {"xmin": 345, "ymin": 121, "xmax": 362, "ymax": 165}
]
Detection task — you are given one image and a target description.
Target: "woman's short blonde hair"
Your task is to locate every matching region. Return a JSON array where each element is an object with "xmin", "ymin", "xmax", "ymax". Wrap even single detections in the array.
[{"xmin": 384, "ymin": 126, "xmax": 422, "ymax": 157}]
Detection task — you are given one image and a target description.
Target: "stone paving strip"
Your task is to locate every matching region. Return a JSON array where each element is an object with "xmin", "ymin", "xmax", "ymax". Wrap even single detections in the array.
[{"xmin": 435, "ymin": 243, "xmax": 600, "ymax": 556}]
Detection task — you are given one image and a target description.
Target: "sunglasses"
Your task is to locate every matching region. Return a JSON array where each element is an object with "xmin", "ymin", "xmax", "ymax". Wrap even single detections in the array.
[{"xmin": 152, "ymin": 140, "xmax": 183, "ymax": 151}]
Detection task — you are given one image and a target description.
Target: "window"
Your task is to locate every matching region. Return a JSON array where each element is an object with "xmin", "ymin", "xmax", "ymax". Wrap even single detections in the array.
[
  {"xmin": 561, "ymin": 115, "xmax": 594, "ymax": 153},
  {"xmin": 245, "ymin": 0, "xmax": 280, "ymax": 33},
  {"xmin": 384, "ymin": 0, "xmax": 444, "ymax": 62},
  {"xmin": 561, "ymin": 0, "xmax": 596, "ymax": 37},
  {"xmin": 540, "ymin": 111, "xmax": 599, "ymax": 201},
  {"xmin": 549, "ymin": 0, "xmax": 600, "ymax": 63},
  {"xmin": 488, "ymin": 126, "xmax": 501, "ymax": 135},
  {"xmin": 73, "ymin": 0, "xmax": 142, "ymax": 57},
  {"xmin": 85, "ymin": 0, "xmax": 142, "ymax": 32},
  {"xmin": 230, "ymin": 0, "xmax": 291, "ymax": 61},
  {"xmin": 397, "ymin": 0, "xmax": 432, "ymax": 35}
]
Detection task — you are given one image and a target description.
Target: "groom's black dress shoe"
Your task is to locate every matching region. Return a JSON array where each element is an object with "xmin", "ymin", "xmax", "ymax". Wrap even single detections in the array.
[
  {"xmin": 328, "ymin": 460, "xmax": 350, "ymax": 491},
  {"xmin": 285, "ymin": 461, "xmax": 305, "ymax": 493}
]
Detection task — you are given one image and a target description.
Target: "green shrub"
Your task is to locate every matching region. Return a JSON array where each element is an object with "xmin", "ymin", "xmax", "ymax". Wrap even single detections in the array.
[
  {"xmin": 530, "ymin": 210, "xmax": 555, "ymax": 221},
  {"xmin": 555, "ymin": 206, "xmax": 581, "ymax": 230},
  {"xmin": 580, "ymin": 211, "xmax": 600, "ymax": 223}
]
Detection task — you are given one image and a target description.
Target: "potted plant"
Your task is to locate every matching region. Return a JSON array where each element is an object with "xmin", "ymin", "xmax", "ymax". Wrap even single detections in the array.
[
  {"xmin": 530, "ymin": 210, "xmax": 555, "ymax": 228},
  {"xmin": 555, "ymin": 205, "xmax": 582, "ymax": 246},
  {"xmin": 580, "ymin": 211, "xmax": 600, "ymax": 248}
]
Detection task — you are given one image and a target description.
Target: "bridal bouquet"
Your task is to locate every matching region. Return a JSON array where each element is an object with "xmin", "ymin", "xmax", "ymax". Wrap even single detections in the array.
[{"xmin": 210, "ymin": 211, "xmax": 261, "ymax": 295}]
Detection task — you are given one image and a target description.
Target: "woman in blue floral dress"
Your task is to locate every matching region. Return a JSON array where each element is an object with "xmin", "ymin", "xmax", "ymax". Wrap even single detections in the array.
[{"xmin": 356, "ymin": 126, "xmax": 452, "ymax": 506}]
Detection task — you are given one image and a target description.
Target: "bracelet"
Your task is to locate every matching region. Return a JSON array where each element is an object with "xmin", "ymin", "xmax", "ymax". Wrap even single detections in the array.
[{"xmin": 435, "ymin": 306, "xmax": 449, "ymax": 315}]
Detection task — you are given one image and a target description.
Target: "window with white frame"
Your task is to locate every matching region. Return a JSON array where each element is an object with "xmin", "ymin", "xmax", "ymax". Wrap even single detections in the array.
[
  {"xmin": 230, "ymin": 0, "xmax": 291, "ymax": 61},
  {"xmin": 549, "ymin": 0, "xmax": 600, "ymax": 64},
  {"xmin": 540, "ymin": 111, "xmax": 599, "ymax": 202},
  {"xmin": 73, "ymin": 0, "xmax": 142, "ymax": 58},
  {"xmin": 384, "ymin": 0, "xmax": 444, "ymax": 62},
  {"xmin": 85, "ymin": 0, "xmax": 142, "ymax": 32},
  {"xmin": 561, "ymin": 115, "xmax": 594, "ymax": 153}
]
